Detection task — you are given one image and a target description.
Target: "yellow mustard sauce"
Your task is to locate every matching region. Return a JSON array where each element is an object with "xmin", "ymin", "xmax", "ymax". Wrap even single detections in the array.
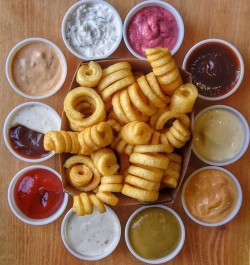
[
  {"xmin": 184, "ymin": 169, "xmax": 238, "ymax": 223},
  {"xmin": 129, "ymin": 207, "xmax": 181, "ymax": 260}
]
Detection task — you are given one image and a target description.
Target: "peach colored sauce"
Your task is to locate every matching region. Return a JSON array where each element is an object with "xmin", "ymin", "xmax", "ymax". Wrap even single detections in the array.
[
  {"xmin": 184, "ymin": 169, "xmax": 238, "ymax": 223},
  {"xmin": 11, "ymin": 42, "xmax": 62, "ymax": 96}
]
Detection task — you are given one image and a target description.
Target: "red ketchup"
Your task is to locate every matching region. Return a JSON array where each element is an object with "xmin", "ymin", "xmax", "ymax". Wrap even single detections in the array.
[
  {"xmin": 14, "ymin": 168, "xmax": 64, "ymax": 219},
  {"xmin": 9, "ymin": 125, "xmax": 51, "ymax": 159},
  {"xmin": 186, "ymin": 42, "xmax": 241, "ymax": 97},
  {"xmin": 127, "ymin": 6, "xmax": 179, "ymax": 57}
]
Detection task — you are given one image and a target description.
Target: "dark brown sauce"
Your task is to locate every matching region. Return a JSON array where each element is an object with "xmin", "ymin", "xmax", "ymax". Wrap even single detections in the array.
[
  {"xmin": 9, "ymin": 125, "xmax": 51, "ymax": 159},
  {"xmin": 186, "ymin": 42, "xmax": 241, "ymax": 97}
]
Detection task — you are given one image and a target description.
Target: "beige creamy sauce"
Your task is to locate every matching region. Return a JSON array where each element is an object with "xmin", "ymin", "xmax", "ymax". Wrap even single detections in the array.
[
  {"xmin": 184, "ymin": 169, "xmax": 238, "ymax": 223},
  {"xmin": 11, "ymin": 42, "xmax": 63, "ymax": 96},
  {"xmin": 193, "ymin": 108, "xmax": 244, "ymax": 162}
]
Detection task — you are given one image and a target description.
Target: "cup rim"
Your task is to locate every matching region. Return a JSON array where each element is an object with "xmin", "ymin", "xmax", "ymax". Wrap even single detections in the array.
[
  {"xmin": 61, "ymin": 0, "xmax": 123, "ymax": 60},
  {"xmin": 192, "ymin": 104, "xmax": 250, "ymax": 166},
  {"xmin": 181, "ymin": 166, "xmax": 242, "ymax": 227},
  {"xmin": 7, "ymin": 165, "xmax": 68, "ymax": 225},
  {"xmin": 182, "ymin": 38, "xmax": 244, "ymax": 101},
  {"xmin": 3, "ymin": 101, "xmax": 61, "ymax": 163},
  {"xmin": 5, "ymin": 37, "xmax": 67, "ymax": 99},
  {"xmin": 61, "ymin": 207, "xmax": 121, "ymax": 261},
  {"xmin": 124, "ymin": 204, "xmax": 185, "ymax": 264},
  {"xmin": 123, "ymin": 0, "xmax": 184, "ymax": 60}
]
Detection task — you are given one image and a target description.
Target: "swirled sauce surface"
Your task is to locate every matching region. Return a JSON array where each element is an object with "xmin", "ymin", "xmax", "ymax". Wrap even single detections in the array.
[
  {"xmin": 184, "ymin": 169, "xmax": 238, "ymax": 223},
  {"xmin": 9, "ymin": 125, "xmax": 50, "ymax": 159},
  {"xmin": 11, "ymin": 42, "xmax": 63, "ymax": 96},
  {"xmin": 186, "ymin": 42, "xmax": 241, "ymax": 97},
  {"xmin": 127, "ymin": 6, "xmax": 178, "ymax": 57},
  {"xmin": 193, "ymin": 108, "xmax": 244, "ymax": 162},
  {"xmin": 65, "ymin": 2, "xmax": 121, "ymax": 58},
  {"xmin": 6, "ymin": 103, "xmax": 61, "ymax": 159},
  {"xmin": 14, "ymin": 168, "xmax": 64, "ymax": 219}
]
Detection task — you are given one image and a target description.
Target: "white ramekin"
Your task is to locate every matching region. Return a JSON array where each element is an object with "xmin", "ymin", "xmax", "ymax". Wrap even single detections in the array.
[
  {"xmin": 61, "ymin": 0, "xmax": 123, "ymax": 60},
  {"xmin": 123, "ymin": 0, "xmax": 184, "ymax": 60},
  {"xmin": 6, "ymin": 37, "xmax": 67, "ymax": 99},
  {"xmin": 61, "ymin": 207, "xmax": 121, "ymax": 261},
  {"xmin": 182, "ymin": 38, "xmax": 244, "ymax": 101},
  {"xmin": 192, "ymin": 105, "xmax": 249, "ymax": 166},
  {"xmin": 181, "ymin": 166, "xmax": 242, "ymax": 227},
  {"xmin": 3, "ymin": 102, "xmax": 61, "ymax": 163},
  {"xmin": 8, "ymin": 165, "xmax": 68, "ymax": 225},
  {"xmin": 125, "ymin": 205, "xmax": 185, "ymax": 264}
]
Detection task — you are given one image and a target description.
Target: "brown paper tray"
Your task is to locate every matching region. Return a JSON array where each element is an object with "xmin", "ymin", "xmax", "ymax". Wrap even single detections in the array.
[{"xmin": 59, "ymin": 58, "xmax": 193, "ymax": 205}]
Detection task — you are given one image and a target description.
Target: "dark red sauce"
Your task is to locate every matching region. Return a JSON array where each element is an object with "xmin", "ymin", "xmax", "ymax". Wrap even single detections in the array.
[
  {"xmin": 186, "ymin": 42, "xmax": 241, "ymax": 97},
  {"xmin": 14, "ymin": 168, "xmax": 64, "ymax": 219},
  {"xmin": 9, "ymin": 125, "xmax": 50, "ymax": 159}
]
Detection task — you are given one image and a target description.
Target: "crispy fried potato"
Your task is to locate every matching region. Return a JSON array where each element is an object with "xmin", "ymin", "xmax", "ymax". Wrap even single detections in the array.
[{"xmin": 76, "ymin": 61, "xmax": 102, "ymax": 87}]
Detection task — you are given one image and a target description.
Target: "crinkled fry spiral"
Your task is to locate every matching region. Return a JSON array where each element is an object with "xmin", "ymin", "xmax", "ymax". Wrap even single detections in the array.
[
  {"xmin": 100, "ymin": 61, "xmax": 132, "ymax": 78},
  {"xmin": 125, "ymin": 175, "xmax": 160, "ymax": 192},
  {"xmin": 129, "ymin": 152, "xmax": 169, "ymax": 170},
  {"xmin": 96, "ymin": 191, "xmax": 119, "ymax": 206},
  {"xmin": 121, "ymin": 184, "xmax": 159, "ymax": 202},
  {"xmin": 64, "ymin": 155, "xmax": 101, "ymax": 192},
  {"xmin": 97, "ymin": 62, "xmax": 135, "ymax": 101},
  {"xmin": 146, "ymin": 72, "xmax": 170, "ymax": 104},
  {"xmin": 153, "ymin": 109, "xmax": 191, "ymax": 130},
  {"xmin": 137, "ymin": 75, "xmax": 167, "ymax": 108},
  {"xmin": 73, "ymin": 192, "xmax": 106, "ymax": 216},
  {"xmin": 96, "ymin": 174, "xmax": 123, "ymax": 206},
  {"xmin": 76, "ymin": 61, "xmax": 102, "ymax": 87},
  {"xmin": 133, "ymin": 144, "xmax": 172, "ymax": 153},
  {"xmin": 112, "ymin": 88, "xmax": 148, "ymax": 125},
  {"xmin": 162, "ymin": 153, "xmax": 183, "ymax": 188},
  {"xmin": 128, "ymin": 83, "xmax": 157, "ymax": 116},
  {"xmin": 120, "ymin": 121, "xmax": 153, "ymax": 145},
  {"xmin": 110, "ymin": 134, "xmax": 134, "ymax": 155},
  {"xmin": 63, "ymin": 86, "xmax": 106, "ymax": 131},
  {"xmin": 44, "ymin": 131, "xmax": 80, "ymax": 154},
  {"xmin": 106, "ymin": 119, "xmax": 122, "ymax": 134},
  {"xmin": 145, "ymin": 47, "xmax": 183, "ymax": 95},
  {"xmin": 170, "ymin": 83, "xmax": 198, "ymax": 113},
  {"xmin": 161, "ymin": 119, "xmax": 190, "ymax": 149},
  {"xmin": 78, "ymin": 122, "xmax": 114, "ymax": 155},
  {"xmin": 91, "ymin": 147, "xmax": 119, "ymax": 176},
  {"xmin": 128, "ymin": 165, "xmax": 163, "ymax": 182}
]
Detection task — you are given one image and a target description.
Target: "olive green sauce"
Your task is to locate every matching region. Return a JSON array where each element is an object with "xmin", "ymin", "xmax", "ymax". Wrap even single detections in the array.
[{"xmin": 129, "ymin": 207, "xmax": 181, "ymax": 260}]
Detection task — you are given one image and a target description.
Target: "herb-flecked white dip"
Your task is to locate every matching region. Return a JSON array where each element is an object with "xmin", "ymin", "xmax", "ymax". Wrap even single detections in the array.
[
  {"xmin": 66, "ymin": 209, "xmax": 120, "ymax": 257},
  {"xmin": 65, "ymin": 2, "xmax": 121, "ymax": 58}
]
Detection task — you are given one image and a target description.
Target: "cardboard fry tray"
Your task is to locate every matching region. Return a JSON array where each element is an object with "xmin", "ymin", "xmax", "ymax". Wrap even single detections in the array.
[{"xmin": 59, "ymin": 58, "xmax": 193, "ymax": 205}]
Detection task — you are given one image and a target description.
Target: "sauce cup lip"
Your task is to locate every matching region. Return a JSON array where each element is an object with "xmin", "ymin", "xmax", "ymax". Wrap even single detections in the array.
[
  {"xmin": 125, "ymin": 205, "xmax": 185, "ymax": 264},
  {"xmin": 5, "ymin": 37, "xmax": 67, "ymax": 100},
  {"xmin": 7, "ymin": 165, "xmax": 68, "ymax": 226},
  {"xmin": 182, "ymin": 38, "xmax": 244, "ymax": 101},
  {"xmin": 192, "ymin": 104, "xmax": 250, "ymax": 166},
  {"xmin": 61, "ymin": 0, "xmax": 123, "ymax": 61},
  {"xmin": 61, "ymin": 207, "xmax": 121, "ymax": 261},
  {"xmin": 181, "ymin": 166, "xmax": 242, "ymax": 227},
  {"xmin": 123, "ymin": 0, "xmax": 185, "ymax": 60},
  {"xmin": 3, "ymin": 101, "xmax": 61, "ymax": 163}
]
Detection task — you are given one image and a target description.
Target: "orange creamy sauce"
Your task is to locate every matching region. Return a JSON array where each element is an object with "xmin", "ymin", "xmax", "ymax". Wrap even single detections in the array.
[
  {"xmin": 184, "ymin": 169, "xmax": 238, "ymax": 223},
  {"xmin": 11, "ymin": 42, "xmax": 63, "ymax": 96}
]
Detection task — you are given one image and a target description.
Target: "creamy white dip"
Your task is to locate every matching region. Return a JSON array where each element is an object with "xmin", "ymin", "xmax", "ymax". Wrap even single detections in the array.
[
  {"xmin": 193, "ymin": 108, "xmax": 244, "ymax": 162},
  {"xmin": 8, "ymin": 103, "xmax": 61, "ymax": 134},
  {"xmin": 65, "ymin": 2, "xmax": 121, "ymax": 58},
  {"xmin": 65, "ymin": 208, "xmax": 120, "ymax": 257}
]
